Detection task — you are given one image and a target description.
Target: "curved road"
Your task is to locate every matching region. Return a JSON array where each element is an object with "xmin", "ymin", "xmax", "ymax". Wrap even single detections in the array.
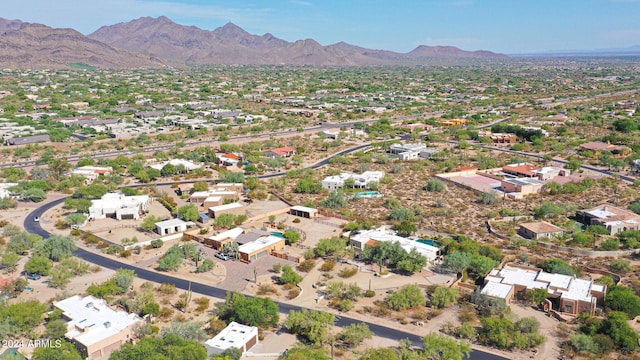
[{"xmin": 23, "ymin": 169, "xmax": 505, "ymax": 359}]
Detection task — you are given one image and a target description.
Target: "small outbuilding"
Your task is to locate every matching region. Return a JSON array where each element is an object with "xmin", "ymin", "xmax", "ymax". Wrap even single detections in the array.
[
  {"xmin": 204, "ymin": 322, "xmax": 258, "ymax": 356},
  {"xmin": 289, "ymin": 205, "xmax": 318, "ymax": 219},
  {"xmin": 155, "ymin": 218, "xmax": 188, "ymax": 236}
]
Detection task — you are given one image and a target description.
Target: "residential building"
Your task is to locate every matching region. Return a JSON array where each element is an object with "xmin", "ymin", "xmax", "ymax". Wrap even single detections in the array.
[
  {"xmin": 533, "ymin": 167, "xmax": 570, "ymax": 181},
  {"xmin": 481, "ymin": 263, "xmax": 606, "ymax": 315},
  {"xmin": 218, "ymin": 153, "xmax": 242, "ymax": 167},
  {"xmin": 389, "ymin": 143, "xmax": 427, "ymax": 160},
  {"xmin": 576, "ymin": 204, "xmax": 640, "ymax": 235},
  {"xmin": 155, "ymin": 218, "xmax": 188, "ymax": 236},
  {"xmin": 518, "ymin": 221, "xmax": 564, "ymax": 240},
  {"xmin": 350, "ymin": 228, "xmax": 440, "ymax": 263},
  {"xmin": 289, "ymin": 205, "xmax": 318, "ymax": 218},
  {"xmin": 148, "ymin": 159, "xmax": 202, "ymax": 172},
  {"xmin": 579, "ymin": 141, "xmax": 627, "ymax": 154},
  {"xmin": 88, "ymin": 193, "xmax": 151, "ymax": 220},
  {"xmin": 72, "ymin": 166, "xmax": 113, "ymax": 184},
  {"xmin": 204, "ymin": 322, "xmax": 258, "ymax": 356},
  {"xmin": 5, "ymin": 134, "xmax": 50, "ymax": 145},
  {"xmin": 204, "ymin": 227, "xmax": 246, "ymax": 250},
  {"xmin": 490, "ymin": 133, "xmax": 518, "ymax": 144},
  {"xmin": 322, "ymin": 171, "xmax": 385, "ymax": 190},
  {"xmin": 0, "ymin": 182, "xmax": 18, "ymax": 199},
  {"xmin": 502, "ymin": 163, "xmax": 541, "ymax": 178},
  {"xmin": 501, "ymin": 178, "xmax": 546, "ymax": 196},
  {"xmin": 53, "ymin": 295, "xmax": 142, "ymax": 360},
  {"xmin": 208, "ymin": 202, "xmax": 245, "ymax": 219},
  {"xmin": 263, "ymin": 146, "xmax": 296, "ymax": 158},
  {"xmin": 238, "ymin": 234, "xmax": 285, "ymax": 262}
]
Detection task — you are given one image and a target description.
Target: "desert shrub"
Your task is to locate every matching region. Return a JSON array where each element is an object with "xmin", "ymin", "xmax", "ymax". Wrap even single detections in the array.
[
  {"xmin": 257, "ymin": 284, "xmax": 279, "ymax": 296},
  {"xmin": 288, "ymin": 288, "xmax": 300, "ymax": 299},
  {"xmin": 297, "ymin": 259, "xmax": 316, "ymax": 272},
  {"xmin": 157, "ymin": 283, "xmax": 178, "ymax": 296},
  {"xmin": 338, "ymin": 267, "xmax": 358, "ymax": 278},
  {"xmin": 320, "ymin": 260, "xmax": 336, "ymax": 272},
  {"xmin": 364, "ymin": 289, "xmax": 375, "ymax": 298}
]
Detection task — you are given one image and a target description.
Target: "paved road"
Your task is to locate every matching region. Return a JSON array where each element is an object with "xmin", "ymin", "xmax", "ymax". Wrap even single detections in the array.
[{"xmin": 24, "ymin": 200, "xmax": 506, "ymax": 360}]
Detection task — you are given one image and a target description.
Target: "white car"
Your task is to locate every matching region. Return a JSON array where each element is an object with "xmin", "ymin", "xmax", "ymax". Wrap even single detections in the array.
[{"xmin": 33, "ymin": 216, "xmax": 40, "ymax": 222}]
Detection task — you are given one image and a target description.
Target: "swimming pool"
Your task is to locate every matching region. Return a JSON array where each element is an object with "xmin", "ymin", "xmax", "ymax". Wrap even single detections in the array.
[
  {"xmin": 271, "ymin": 232, "xmax": 285, "ymax": 238},
  {"xmin": 354, "ymin": 191, "xmax": 383, "ymax": 198},
  {"xmin": 417, "ymin": 239, "xmax": 440, "ymax": 247}
]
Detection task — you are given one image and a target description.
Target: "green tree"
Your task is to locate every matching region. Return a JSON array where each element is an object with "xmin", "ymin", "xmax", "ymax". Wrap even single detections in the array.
[
  {"xmin": 601, "ymin": 311, "xmax": 639, "ymax": 351},
  {"xmin": 387, "ymin": 284, "xmax": 426, "ymax": 310},
  {"xmin": 320, "ymin": 190, "xmax": 348, "ymax": 209},
  {"xmin": 160, "ymin": 320, "xmax": 207, "ymax": 341},
  {"xmin": 430, "ymin": 287, "xmax": 459, "ymax": 309},
  {"xmin": 280, "ymin": 345, "xmax": 330, "ymax": 360},
  {"xmin": 34, "ymin": 234, "xmax": 77, "ymax": 261},
  {"xmin": 469, "ymin": 255, "xmax": 499, "ymax": 277},
  {"xmin": 395, "ymin": 220, "xmax": 417, "ymax": 237},
  {"xmin": 565, "ymin": 158, "xmax": 583, "ymax": 171},
  {"xmin": 606, "ymin": 286, "xmax": 640, "ymax": 318},
  {"xmin": 359, "ymin": 347, "xmax": 399, "ymax": 360},
  {"xmin": 109, "ymin": 333, "xmax": 207, "ymax": 360},
  {"xmin": 477, "ymin": 191, "xmax": 499, "ymax": 205},
  {"xmin": 609, "ymin": 259, "xmax": 632, "ymax": 274},
  {"xmin": 178, "ymin": 204, "xmax": 200, "ymax": 221},
  {"xmin": 283, "ymin": 229, "xmax": 302, "ymax": 244},
  {"xmin": 543, "ymin": 257, "xmax": 575, "ymax": 276},
  {"xmin": 422, "ymin": 333, "xmax": 472, "ymax": 360},
  {"xmin": 280, "ymin": 265, "xmax": 302, "ymax": 285},
  {"xmin": 113, "ymin": 269, "xmax": 136, "ymax": 294},
  {"xmin": 339, "ymin": 323, "xmax": 373, "ymax": 348},
  {"xmin": 284, "ymin": 309, "xmax": 335, "ymax": 345},
  {"xmin": 527, "ymin": 288, "xmax": 549, "ymax": 306},
  {"xmin": 443, "ymin": 251, "xmax": 472, "ymax": 274},
  {"xmin": 45, "ymin": 318, "xmax": 68, "ymax": 339},
  {"xmin": 22, "ymin": 187, "xmax": 47, "ymax": 202},
  {"xmin": 24, "ymin": 256, "xmax": 53, "ymax": 276},
  {"xmin": 141, "ymin": 215, "xmax": 162, "ymax": 232},
  {"xmin": 32, "ymin": 340, "xmax": 82, "ymax": 360},
  {"xmin": 424, "ymin": 178, "xmax": 446, "ymax": 192},
  {"xmin": 220, "ymin": 292, "xmax": 280, "ymax": 328},
  {"xmin": 215, "ymin": 213, "xmax": 236, "ymax": 228},
  {"xmin": 65, "ymin": 213, "xmax": 87, "ymax": 226},
  {"xmin": 295, "ymin": 177, "xmax": 323, "ymax": 194},
  {"xmin": 569, "ymin": 334, "xmax": 599, "ymax": 355}
]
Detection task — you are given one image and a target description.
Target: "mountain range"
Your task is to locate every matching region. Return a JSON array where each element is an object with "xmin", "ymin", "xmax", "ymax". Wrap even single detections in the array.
[{"xmin": 0, "ymin": 16, "xmax": 508, "ymax": 69}]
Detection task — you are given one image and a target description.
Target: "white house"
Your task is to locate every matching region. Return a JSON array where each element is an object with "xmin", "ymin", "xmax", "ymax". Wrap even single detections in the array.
[
  {"xmin": 0, "ymin": 183, "xmax": 18, "ymax": 199},
  {"xmin": 350, "ymin": 228, "xmax": 440, "ymax": 263},
  {"xmin": 322, "ymin": 171, "xmax": 385, "ymax": 190},
  {"xmin": 389, "ymin": 143, "xmax": 427, "ymax": 161},
  {"xmin": 89, "ymin": 193, "xmax": 151, "ymax": 220},
  {"xmin": 204, "ymin": 322, "xmax": 258, "ymax": 356},
  {"xmin": 149, "ymin": 159, "xmax": 202, "ymax": 172},
  {"xmin": 155, "ymin": 218, "xmax": 188, "ymax": 236},
  {"xmin": 54, "ymin": 295, "xmax": 142, "ymax": 360}
]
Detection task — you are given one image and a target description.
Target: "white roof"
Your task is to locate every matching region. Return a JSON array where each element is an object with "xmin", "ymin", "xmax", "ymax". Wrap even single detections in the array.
[
  {"xmin": 205, "ymin": 321, "xmax": 257, "ymax": 353},
  {"xmin": 586, "ymin": 208, "xmax": 617, "ymax": 218},
  {"xmin": 485, "ymin": 264, "xmax": 600, "ymax": 303},
  {"xmin": 205, "ymin": 196, "xmax": 222, "ymax": 202},
  {"xmin": 90, "ymin": 193, "xmax": 149, "ymax": 210},
  {"xmin": 480, "ymin": 281, "xmax": 513, "ymax": 300},
  {"xmin": 149, "ymin": 158, "xmax": 201, "ymax": 171},
  {"xmin": 352, "ymin": 228, "xmax": 439, "ymax": 261},
  {"xmin": 209, "ymin": 202, "xmax": 244, "ymax": 212},
  {"xmin": 207, "ymin": 227, "xmax": 245, "ymax": 241},
  {"xmin": 290, "ymin": 205, "xmax": 318, "ymax": 213},
  {"xmin": 238, "ymin": 235, "xmax": 283, "ymax": 254},
  {"xmin": 54, "ymin": 295, "xmax": 141, "ymax": 346},
  {"xmin": 155, "ymin": 218, "xmax": 187, "ymax": 228}
]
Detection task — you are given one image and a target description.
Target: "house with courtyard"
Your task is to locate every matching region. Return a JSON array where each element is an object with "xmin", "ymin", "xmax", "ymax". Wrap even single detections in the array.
[
  {"xmin": 88, "ymin": 193, "xmax": 151, "ymax": 220},
  {"xmin": 71, "ymin": 166, "xmax": 113, "ymax": 185},
  {"xmin": 238, "ymin": 234, "xmax": 286, "ymax": 262},
  {"xmin": 322, "ymin": 171, "xmax": 385, "ymax": 190},
  {"xmin": 349, "ymin": 228, "xmax": 440, "ymax": 263},
  {"xmin": 518, "ymin": 221, "xmax": 565, "ymax": 240},
  {"xmin": 481, "ymin": 263, "xmax": 606, "ymax": 316},
  {"xmin": 502, "ymin": 163, "xmax": 540, "ymax": 178},
  {"xmin": 148, "ymin": 158, "xmax": 202, "ymax": 172},
  {"xmin": 263, "ymin": 146, "xmax": 296, "ymax": 158},
  {"xmin": 204, "ymin": 322, "xmax": 258, "ymax": 356},
  {"xmin": 53, "ymin": 295, "xmax": 142, "ymax": 360},
  {"xmin": 576, "ymin": 204, "xmax": 640, "ymax": 235}
]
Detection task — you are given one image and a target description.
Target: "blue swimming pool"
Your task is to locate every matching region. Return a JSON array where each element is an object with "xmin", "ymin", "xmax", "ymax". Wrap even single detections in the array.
[
  {"xmin": 417, "ymin": 239, "xmax": 440, "ymax": 247},
  {"xmin": 271, "ymin": 232, "xmax": 285, "ymax": 238},
  {"xmin": 355, "ymin": 191, "xmax": 383, "ymax": 198}
]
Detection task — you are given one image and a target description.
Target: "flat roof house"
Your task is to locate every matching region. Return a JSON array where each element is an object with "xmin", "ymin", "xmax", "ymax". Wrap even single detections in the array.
[
  {"xmin": 502, "ymin": 163, "xmax": 540, "ymax": 178},
  {"xmin": 576, "ymin": 204, "xmax": 640, "ymax": 235},
  {"xmin": 481, "ymin": 263, "xmax": 606, "ymax": 315},
  {"xmin": 89, "ymin": 193, "xmax": 151, "ymax": 220},
  {"xmin": 518, "ymin": 221, "xmax": 564, "ymax": 240},
  {"xmin": 155, "ymin": 218, "xmax": 188, "ymax": 236},
  {"xmin": 322, "ymin": 171, "xmax": 385, "ymax": 190},
  {"xmin": 501, "ymin": 178, "xmax": 546, "ymax": 197},
  {"xmin": 204, "ymin": 322, "xmax": 258, "ymax": 356},
  {"xmin": 350, "ymin": 228, "xmax": 440, "ymax": 263},
  {"xmin": 263, "ymin": 146, "xmax": 296, "ymax": 158},
  {"xmin": 54, "ymin": 295, "xmax": 142, "ymax": 360},
  {"xmin": 289, "ymin": 205, "xmax": 318, "ymax": 218},
  {"xmin": 238, "ymin": 235, "xmax": 285, "ymax": 262},
  {"xmin": 5, "ymin": 134, "xmax": 50, "ymax": 145},
  {"xmin": 208, "ymin": 202, "xmax": 245, "ymax": 219}
]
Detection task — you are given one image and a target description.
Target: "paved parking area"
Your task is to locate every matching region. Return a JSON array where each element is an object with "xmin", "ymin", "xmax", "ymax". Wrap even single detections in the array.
[{"xmin": 214, "ymin": 251, "xmax": 295, "ymax": 291}]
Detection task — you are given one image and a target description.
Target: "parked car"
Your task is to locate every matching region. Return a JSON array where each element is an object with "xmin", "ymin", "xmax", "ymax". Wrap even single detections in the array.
[
  {"xmin": 26, "ymin": 272, "xmax": 41, "ymax": 280},
  {"xmin": 33, "ymin": 216, "xmax": 40, "ymax": 222},
  {"xmin": 215, "ymin": 253, "xmax": 231, "ymax": 261}
]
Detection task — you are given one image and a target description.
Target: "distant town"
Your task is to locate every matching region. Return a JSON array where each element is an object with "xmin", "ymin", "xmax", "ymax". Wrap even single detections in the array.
[{"xmin": 0, "ymin": 58, "xmax": 640, "ymax": 360}]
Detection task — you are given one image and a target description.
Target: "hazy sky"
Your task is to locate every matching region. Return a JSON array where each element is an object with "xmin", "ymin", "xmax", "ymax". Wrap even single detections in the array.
[{"xmin": 3, "ymin": 0, "xmax": 640, "ymax": 54}]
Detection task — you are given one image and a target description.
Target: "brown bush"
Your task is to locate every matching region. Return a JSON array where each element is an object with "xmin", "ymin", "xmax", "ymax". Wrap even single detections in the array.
[
  {"xmin": 320, "ymin": 260, "xmax": 336, "ymax": 272},
  {"xmin": 288, "ymin": 287, "xmax": 300, "ymax": 299},
  {"xmin": 257, "ymin": 284, "xmax": 279, "ymax": 296},
  {"xmin": 297, "ymin": 259, "xmax": 316, "ymax": 272},
  {"xmin": 338, "ymin": 266, "xmax": 358, "ymax": 278}
]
